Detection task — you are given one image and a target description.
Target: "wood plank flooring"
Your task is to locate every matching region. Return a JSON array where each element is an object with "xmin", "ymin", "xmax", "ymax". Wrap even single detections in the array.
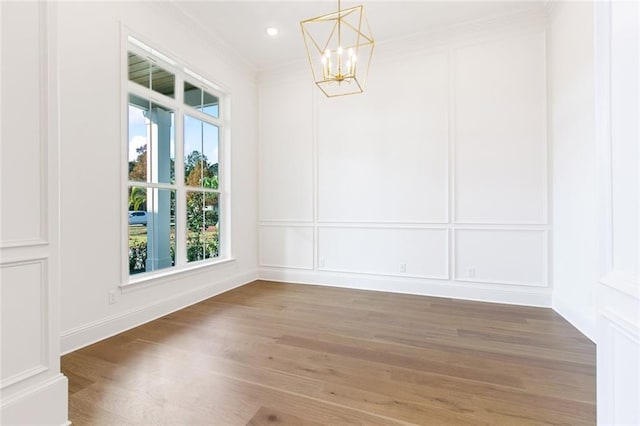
[{"xmin": 62, "ymin": 280, "xmax": 596, "ymax": 425}]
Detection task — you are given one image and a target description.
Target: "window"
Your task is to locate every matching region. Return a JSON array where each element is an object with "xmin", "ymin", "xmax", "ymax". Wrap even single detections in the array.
[{"xmin": 126, "ymin": 37, "xmax": 226, "ymax": 280}]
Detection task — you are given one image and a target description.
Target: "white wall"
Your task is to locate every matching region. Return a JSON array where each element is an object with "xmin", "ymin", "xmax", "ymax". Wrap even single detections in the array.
[
  {"xmin": 1, "ymin": 2, "xmax": 68, "ymax": 424},
  {"xmin": 57, "ymin": 1, "xmax": 259, "ymax": 353},
  {"xmin": 547, "ymin": 1, "xmax": 598, "ymax": 341},
  {"xmin": 258, "ymin": 11, "xmax": 551, "ymax": 306},
  {"xmin": 594, "ymin": 1, "xmax": 640, "ymax": 423}
]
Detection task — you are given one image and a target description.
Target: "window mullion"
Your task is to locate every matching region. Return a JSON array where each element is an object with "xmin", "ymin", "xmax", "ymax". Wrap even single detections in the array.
[
  {"xmin": 183, "ymin": 106, "xmax": 222, "ymax": 126},
  {"xmin": 128, "ymin": 82, "xmax": 179, "ymax": 112},
  {"xmin": 199, "ymin": 110, "xmax": 205, "ymax": 261},
  {"xmin": 201, "ymin": 190, "xmax": 206, "ymax": 260},
  {"xmin": 174, "ymin": 73, "xmax": 187, "ymax": 268},
  {"xmin": 147, "ymin": 99, "xmax": 154, "ymax": 187},
  {"xmin": 127, "ymin": 181, "xmax": 176, "ymax": 190}
]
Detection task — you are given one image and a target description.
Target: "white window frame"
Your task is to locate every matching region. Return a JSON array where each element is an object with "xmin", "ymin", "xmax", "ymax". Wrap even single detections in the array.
[{"xmin": 121, "ymin": 31, "xmax": 232, "ymax": 286}]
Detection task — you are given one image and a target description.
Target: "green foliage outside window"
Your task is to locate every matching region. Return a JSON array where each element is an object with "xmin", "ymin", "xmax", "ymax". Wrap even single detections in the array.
[{"xmin": 128, "ymin": 150, "xmax": 219, "ymax": 273}]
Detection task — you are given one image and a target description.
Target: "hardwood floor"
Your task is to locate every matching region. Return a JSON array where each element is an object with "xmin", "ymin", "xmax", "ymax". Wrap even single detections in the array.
[{"xmin": 62, "ymin": 281, "xmax": 596, "ymax": 425}]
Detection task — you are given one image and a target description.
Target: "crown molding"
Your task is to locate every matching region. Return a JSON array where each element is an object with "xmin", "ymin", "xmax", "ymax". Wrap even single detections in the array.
[
  {"xmin": 164, "ymin": 1, "xmax": 259, "ymax": 78},
  {"xmin": 374, "ymin": 5, "xmax": 547, "ymax": 60},
  {"xmin": 259, "ymin": 5, "xmax": 548, "ymax": 85},
  {"xmin": 544, "ymin": 0, "xmax": 559, "ymax": 20}
]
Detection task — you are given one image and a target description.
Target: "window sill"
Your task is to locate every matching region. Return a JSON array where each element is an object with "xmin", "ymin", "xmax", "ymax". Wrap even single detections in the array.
[{"xmin": 121, "ymin": 257, "xmax": 236, "ymax": 294}]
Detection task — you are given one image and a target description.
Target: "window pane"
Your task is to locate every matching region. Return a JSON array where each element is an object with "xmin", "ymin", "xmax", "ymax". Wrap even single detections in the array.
[
  {"xmin": 128, "ymin": 186, "xmax": 148, "ymax": 274},
  {"xmin": 128, "ymin": 52, "xmax": 150, "ymax": 88},
  {"xmin": 202, "ymin": 91, "xmax": 219, "ymax": 118},
  {"xmin": 128, "ymin": 95, "xmax": 149, "ymax": 182},
  {"xmin": 128, "ymin": 51, "xmax": 175, "ymax": 98},
  {"xmin": 184, "ymin": 116, "xmax": 217, "ymax": 188},
  {"xmin": 186, "ymin": 191, "xmax": 219, "ymax": 262},
  {"xmin": 184, "ymin": 82, "xmax": 202, "ymax": 110},
  {"xmin": 151, "ymin": 62, "xmax": 175, "ymax": 98},
  {"xmin": 129, "ymin": 97, "xmax": 175, "ymax": 184},
  {"xmin": 129, "ymin": 187, "xmax": 175, "ymax": 275},
  {"xmin": 184, "ymin": 81, "xmax": 219, "ymax": 118},
  {"xmin": 204, "ymin": 192, "xmax": 220, "ymax": 259},
  {"xmin": 184, "ymin": 115, "xmax": 203, "ymax": 186}
]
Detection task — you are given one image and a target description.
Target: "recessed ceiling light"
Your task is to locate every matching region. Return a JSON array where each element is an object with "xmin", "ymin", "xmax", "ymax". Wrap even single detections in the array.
[{"xmin": 266, "ymin": 27, "xmax": 279, "ymax": 37}]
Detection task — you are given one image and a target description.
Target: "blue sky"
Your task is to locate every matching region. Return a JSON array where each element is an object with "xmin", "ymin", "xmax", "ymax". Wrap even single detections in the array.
[{"xmin": 184, "ymin": 115, "xmax": 218, "ymax": 167}]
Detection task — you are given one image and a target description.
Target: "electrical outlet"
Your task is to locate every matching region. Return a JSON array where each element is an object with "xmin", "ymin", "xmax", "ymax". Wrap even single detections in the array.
[
  {"xmin": 108, "ymin": 289, "xmax": 118, "ymax": 305},
  {"xmin": 399, "ymin": 263, "xmax": 407, "ymax": 272},
  {"xmin": 319, "ymin": 258, "xmax": 325, "ymax": 268},
  {"xmin": 468, "ymin": 268, "xmax": 476, "ymax": 278}
]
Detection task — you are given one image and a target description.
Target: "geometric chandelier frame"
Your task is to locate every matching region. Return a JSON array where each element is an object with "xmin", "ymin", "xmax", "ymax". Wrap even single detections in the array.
[{"xmin": 300, "ymin": 0, "xmax": 374, "ymax": 97}]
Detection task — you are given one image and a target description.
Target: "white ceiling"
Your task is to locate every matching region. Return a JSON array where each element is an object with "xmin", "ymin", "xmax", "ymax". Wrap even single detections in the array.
[{"xmin": 173, "ymin": 1, "xmax": 546, "ymax": 72}]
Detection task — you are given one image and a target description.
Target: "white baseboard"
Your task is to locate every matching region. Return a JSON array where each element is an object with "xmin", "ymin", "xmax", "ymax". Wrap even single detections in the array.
[
  {"xmin": 552, "ymin": 295, "xmax": 597, "ymax": 342},
  {"xmin": 1, "ymin": 374, "xmax": 69, "ymax": 426},
  {"xmin": 61, "ymin": 269, "xmax": 258, "ymax": 354},
  {"xmin": 258, "ymin": 268, "xmax": 552, "ymax": 307}
]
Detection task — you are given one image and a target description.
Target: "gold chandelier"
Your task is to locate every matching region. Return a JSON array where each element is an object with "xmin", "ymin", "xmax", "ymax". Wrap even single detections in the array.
[{"xmin": 300, "ymin": 0, "xmax": 374, "ymax": 98}]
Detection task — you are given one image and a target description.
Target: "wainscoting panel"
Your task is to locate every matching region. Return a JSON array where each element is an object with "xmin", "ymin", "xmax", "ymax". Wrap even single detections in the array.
[
  {"xmin": 260, "ymin": 225, "xmax": 314, "ymax": 270},
  {"xmin": 317, "ymin": 52, "xmax": 449, "ymax": 224},
  {"xmin": 259, "ymin": 81, "xmax": 314, "ymax": 222},
  {"xmin": 454, "ymin": 30, "xmax": 547, "ymax": 224},
  {"xmin": 454, "ymin": 229, "xmax": 547, "ymax": 286},
  {"xmin": 0, "ymin": 260, "xmax": 47, "ymax": 387},
  {"xmin": 318, "ymin": 227, "xmax": 448, "ymax": 279},
  {"xmin": 0, "ymin": 1, "xmax": 46, "ymax": 246},
  {"xmin": 598, "ymin": 307, "xmax": 640, "ymax": 425}
]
